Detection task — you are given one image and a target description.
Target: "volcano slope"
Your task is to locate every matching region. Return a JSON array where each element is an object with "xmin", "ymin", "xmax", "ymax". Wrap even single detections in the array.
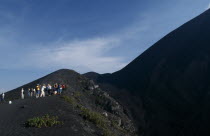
[
  {"xmin": 0, "ymin": 69, "xmax": 136, "ymax": 136},
  {"xmin": 84, "ymin": 9, "xmax": 210, "ymax": 136}
]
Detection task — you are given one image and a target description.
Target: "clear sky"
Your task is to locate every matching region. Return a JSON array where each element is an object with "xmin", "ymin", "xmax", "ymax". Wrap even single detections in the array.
[{"xmin": 0, "ymin": 0, "xmax": 210, "ymax": 92}]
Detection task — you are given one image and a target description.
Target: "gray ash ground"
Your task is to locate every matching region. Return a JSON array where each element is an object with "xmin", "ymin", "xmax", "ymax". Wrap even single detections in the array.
[{"xmin": 0, "ymin": 69, "xmax": 136, "ymax": 136}]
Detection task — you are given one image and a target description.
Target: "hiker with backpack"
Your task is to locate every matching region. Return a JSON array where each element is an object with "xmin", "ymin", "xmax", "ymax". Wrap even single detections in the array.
[{"xmin": 36, "ymin": 84, "xmax": 41, "ymax": 98}]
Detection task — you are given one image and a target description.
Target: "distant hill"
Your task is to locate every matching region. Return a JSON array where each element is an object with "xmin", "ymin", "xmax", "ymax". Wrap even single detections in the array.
[
  {"xmin": 1, "ymin": 69, "xmax": 136, "ymax": 136},
  {"xmin": 84, "ymin": 9, "xmax": 210, "ymax": 136}
]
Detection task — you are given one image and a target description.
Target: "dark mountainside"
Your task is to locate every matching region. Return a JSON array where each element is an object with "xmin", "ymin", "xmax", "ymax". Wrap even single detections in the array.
[
  {"xmin": 84, "ymin": 9, "xmax": 210, "ymax": 136},
  {"xmin": 1, "ymin": 69, "xmax": 136, "ymax": 136}
]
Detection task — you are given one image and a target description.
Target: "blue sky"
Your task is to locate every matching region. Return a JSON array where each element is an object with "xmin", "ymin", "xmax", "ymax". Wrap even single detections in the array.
[{"xmin": 0, "ymin": 0, "xmax": 210, "ymax": 92}]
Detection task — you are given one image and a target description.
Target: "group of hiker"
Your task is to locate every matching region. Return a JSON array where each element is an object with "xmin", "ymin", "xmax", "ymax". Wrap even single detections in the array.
[
  {"xmin": 0, "ymin": 83, "xmax": 66, "ymax": 102},
  {"xmin": 21, "ymin": 83, "xmax": 66, "ymax": 99}
]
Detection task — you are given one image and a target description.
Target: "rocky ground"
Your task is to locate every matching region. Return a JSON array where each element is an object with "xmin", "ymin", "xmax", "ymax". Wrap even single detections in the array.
[{"xmin": 0, "ymin": 69, "xmax": 137, "ymax": 136}]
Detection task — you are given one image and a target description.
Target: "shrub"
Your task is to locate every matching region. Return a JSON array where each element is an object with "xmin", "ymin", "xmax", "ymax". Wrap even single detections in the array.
[
  {"xmin": 25, "ymin": 114, "xmax": 62, "ymax": 128},
  {"xmin": 103, "ymin": 128, "xmax": 116, "ymax": 136},
  {"xmin": 61, "ymin": 95, "xmax": 77, "ymax": 106},
  {"xmin": 79, "ymin": 107, "xmax": 115, "ymax": 135},
  {"xmin": 80, "ymin": 107, "xmax": 106, "ymax": 128},
  {"xmin": 74, "ymin": 91, "xmax": 82, "ymax": 98}
]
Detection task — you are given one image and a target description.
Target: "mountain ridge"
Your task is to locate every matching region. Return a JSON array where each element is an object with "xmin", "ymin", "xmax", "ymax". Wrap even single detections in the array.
[
  {"xmin": 84, "ymin": 9, "xmax": 210, "ymax": 136},
  {"xmin": 1, "ymin": 69, "xmax": 136, "ymax": 136}
]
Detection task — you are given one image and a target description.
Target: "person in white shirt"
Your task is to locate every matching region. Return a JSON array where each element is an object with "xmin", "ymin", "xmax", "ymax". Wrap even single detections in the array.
[
  {"xmin": 21, "ymin": 88, "xmax": 24, "ymax": 99},
  {"xmin": 40, "ymin": 84, "xmax": 46, "ymax": 97},
  {"xmin": 1, "ymin": 93, "xmax": 5, "ymax": 102}
]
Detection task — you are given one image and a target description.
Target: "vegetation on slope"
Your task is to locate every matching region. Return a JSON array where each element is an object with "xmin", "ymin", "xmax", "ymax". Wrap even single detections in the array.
[
  {"xmin": 61, "ymin": 94, "xmax": 117, "ymax": 136},
  {"xmin": 25, "ymin": 114, "xmax": 62, "ymax": 128}
]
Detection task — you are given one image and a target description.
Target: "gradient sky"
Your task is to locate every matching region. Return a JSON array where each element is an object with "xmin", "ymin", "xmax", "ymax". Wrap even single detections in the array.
[{"xmin": 0, "ymin": 0, "xmax": 210, "ymax": 92}]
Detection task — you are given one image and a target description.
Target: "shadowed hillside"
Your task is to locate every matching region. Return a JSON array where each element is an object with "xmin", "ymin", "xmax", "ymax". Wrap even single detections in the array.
[
  {"xmin": 1, "ymin": 69, "xmax": 136, "ymax": 136},
  {"xmin": 85, "ymin": 9, "xmax": 210, "ymax": 136}
]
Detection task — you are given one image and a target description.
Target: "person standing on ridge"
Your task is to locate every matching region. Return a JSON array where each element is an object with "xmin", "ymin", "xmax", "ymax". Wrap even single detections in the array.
[
  {"xmin": 33, "ymin": 88, "xmax": 36, "ymax": 97},
  {"xmin": 62, "ymin": 84, "xmax": 66, "ymax": 91},
  {"xmin": 47, "ymin": 84, "xmax": 52, "ymax": 96},
  {"xmin": 54, "ymin": 83, "xmax": 58, "ymax": 95},
  {"xmin": 30, "ymin": 88, "xmax": 34, "ymax": 97},
  {"xmin": 28, "ymin": 88, "xmax": 31, "ymax": 97},
  {"xmin": 36, "ymin": 84, "xmax": 40, "ymax": 98},
  {"xmin": 1, "ymin": 93, "xmax": 5, "ymax": 102},
  {"xmin": 59, "ymin": 84, "xmax": 63, "ymax": 95},
  {"xmin": 21, "ymin": 88, "xmax": 24, "ymax": 99},
  {"xmin": 57, "ymin": 84, "xmax": 60, "ymax": 94},
  {"xmin": 40, "ymin": 84, "xmax": 46, "ymax": 97}
]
